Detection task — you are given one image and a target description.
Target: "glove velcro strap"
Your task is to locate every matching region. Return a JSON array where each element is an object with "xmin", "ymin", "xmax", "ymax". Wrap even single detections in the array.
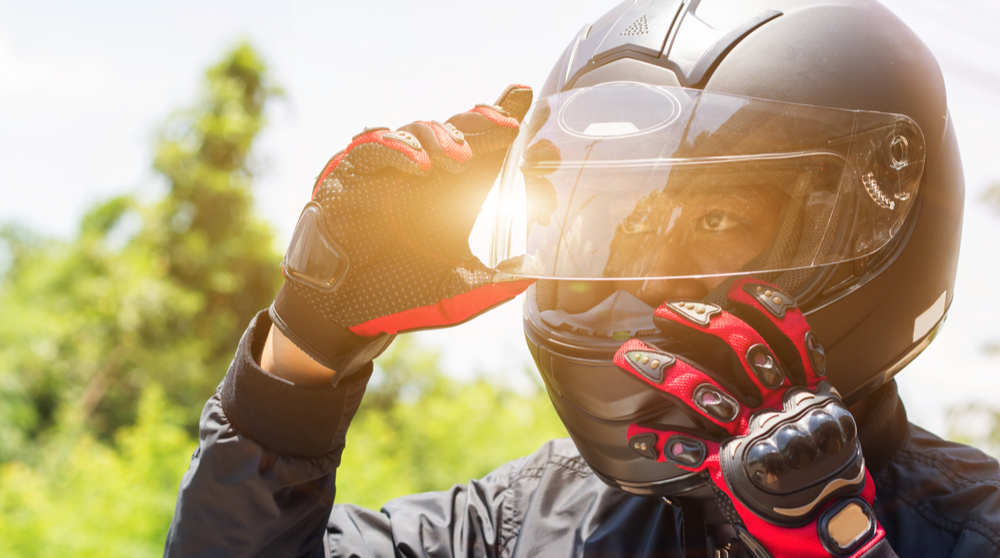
[{"xmin": 270, "ymin": 283, "xmax": 394, "ymax": 382}]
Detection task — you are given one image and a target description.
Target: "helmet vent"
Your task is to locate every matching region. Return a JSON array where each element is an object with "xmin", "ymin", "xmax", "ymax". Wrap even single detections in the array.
[{"xmin": 620, "ymin": 15, "xmax": 649, "ymax": 36}]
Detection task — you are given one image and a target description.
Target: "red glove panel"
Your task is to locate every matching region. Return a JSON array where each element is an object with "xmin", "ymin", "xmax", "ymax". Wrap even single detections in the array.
[{"xmin": 615, "ymin": 278, "xmax": 887, "ymax": 558}]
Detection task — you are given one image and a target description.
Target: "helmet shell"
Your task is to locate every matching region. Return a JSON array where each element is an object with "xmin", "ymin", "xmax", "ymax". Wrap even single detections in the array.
[{"xmin": 527, "ymin": 0, "xmax": 963, "ymax": 496}]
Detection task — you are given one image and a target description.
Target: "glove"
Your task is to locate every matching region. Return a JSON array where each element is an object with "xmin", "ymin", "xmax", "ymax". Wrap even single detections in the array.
[
  {"xmin": 614, "ymin": 278, "xmax": 894, "ymax": 558},
  {"xmin": 271, "ymin": 85, "xmax": 535, "ymax": 375}
]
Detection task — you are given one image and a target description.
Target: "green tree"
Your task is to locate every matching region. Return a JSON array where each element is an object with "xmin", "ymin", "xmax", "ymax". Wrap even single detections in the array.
[
  {"xmin": 0, "ymin": 43, "xmax": 282, "ymax": 456},
  {"xmin": 0, "ymin": 40, "xmax": 570, "ymax": 557}
]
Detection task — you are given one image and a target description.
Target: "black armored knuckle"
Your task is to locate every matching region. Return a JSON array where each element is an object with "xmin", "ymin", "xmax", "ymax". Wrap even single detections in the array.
[
  {"xmin": 663, "ymin": 300, "xmax": 722, "ymax": 327},
  {"xmin": 805, "ymin": 331, "xmax": 827, "ymax": 376},
  {"xmin": 627, "ymin": 432, "xmax": 708, "ymax": 469},
  {"xmin": 628, "ymin": 432, "xmax": 659, "ymax": 460},
  {"xmin": 282, "ymin": 201, "xmax": 351, "ymax": 293},
  {"xmin": 693, "ymin": 384, "xmax": 740, "ymax": 423},
  {"xmin": 663, "ymin": 435, "xmax": 707, "ymax": 468},
  {"xmin": 742, "ymin": 283, "xmax": 797, "ymax": 318},
  {"xmin": 432, "ymin": 120, "xmax": 465, "ymax": 144},
  {"xmin": 382, "ymin": 129, "xmax": 423, "ymax": 150},
  {"xmin": 622, "ymin": 349, "xmax": 676, "ymax": 383},
  {"xmin": 745, "ymin": 343, "xmax": 786, "ymax": 389},
  {"xmin": 721, "ymin": 384, "xmax": 864, "ymax": 525}
]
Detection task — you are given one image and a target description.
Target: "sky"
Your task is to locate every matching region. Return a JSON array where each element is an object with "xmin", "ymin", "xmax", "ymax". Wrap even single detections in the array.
[{"xmin": 1, "ymin": 0, "xmax": 999, "ymax": 442}]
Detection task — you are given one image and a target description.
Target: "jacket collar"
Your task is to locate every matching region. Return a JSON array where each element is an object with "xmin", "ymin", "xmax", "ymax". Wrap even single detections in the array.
[{"xmin": 857, "ymin": 380, "xmax": 909, "ymax": 476}]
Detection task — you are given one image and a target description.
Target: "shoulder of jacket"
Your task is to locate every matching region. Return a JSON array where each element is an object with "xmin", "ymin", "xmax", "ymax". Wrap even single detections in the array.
[
  {"xmin": 504, "ymin": 438, "xmax": 594, "ymax": 484},
  {"xmin": 878, "ymin": 423, "xmax": 1000, "ymax": 551}
]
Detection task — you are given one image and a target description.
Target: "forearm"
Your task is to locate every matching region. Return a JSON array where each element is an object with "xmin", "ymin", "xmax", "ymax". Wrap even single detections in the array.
[
  {"xmin": 165, "ymin": 311, "xmax": 371, "ymax": 558},
  {"xmin": 261, "ymin": 322, "xmax": 340, "ymax": 385}
]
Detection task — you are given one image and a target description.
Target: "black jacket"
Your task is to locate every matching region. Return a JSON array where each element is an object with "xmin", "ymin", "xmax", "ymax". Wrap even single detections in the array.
[{"xmin": 164, "ymin": 313, "xmax": 1000, "ymax": 557}]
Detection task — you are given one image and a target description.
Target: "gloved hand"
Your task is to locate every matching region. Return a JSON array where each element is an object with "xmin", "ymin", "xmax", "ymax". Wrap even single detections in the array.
[
  {"xmin": 270, "ymin": 85, "xmax": 535, "ymax": 375},
  {"xmin": 614, "ymin": 278, "xmax": 893, "ymax": 558}
]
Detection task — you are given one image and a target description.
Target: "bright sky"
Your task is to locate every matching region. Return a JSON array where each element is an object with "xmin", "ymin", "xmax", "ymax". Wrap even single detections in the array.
[{"xmin": 1, "ymin": 0, "xmax": 999, "ymax": 442}]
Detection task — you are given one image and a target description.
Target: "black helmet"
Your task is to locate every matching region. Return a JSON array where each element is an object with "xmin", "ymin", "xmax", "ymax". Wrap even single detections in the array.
[{"xmin": 491, "ymin": 0, "xmax": 963, "ymax": 497}]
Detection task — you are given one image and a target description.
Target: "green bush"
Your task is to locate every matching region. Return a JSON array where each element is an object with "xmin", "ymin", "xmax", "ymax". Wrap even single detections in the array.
[
  {"xmin": 0, "ymin": 386, "xmax": 193, "ymax": 558},
  {"xmin": 337, "ymin": 337, "xmax": 566, "ymax": 509}
]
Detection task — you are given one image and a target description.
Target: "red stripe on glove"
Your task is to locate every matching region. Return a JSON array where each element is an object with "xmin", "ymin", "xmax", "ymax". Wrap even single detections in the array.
[{"xmin": 348, "ymin": 279, "xmax": 534, "ymax": 337}]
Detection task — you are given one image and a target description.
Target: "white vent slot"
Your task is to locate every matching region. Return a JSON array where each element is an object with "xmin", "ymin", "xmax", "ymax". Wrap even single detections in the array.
[{"xmin": 621, "ymin": 15, "xmax": 649, "ymax": 36}]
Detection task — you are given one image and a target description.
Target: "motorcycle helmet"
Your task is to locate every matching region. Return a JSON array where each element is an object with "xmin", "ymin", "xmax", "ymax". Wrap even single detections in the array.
[{"xmin": 489, "ymin": 0, "xmax": 963, "ymax": 497}]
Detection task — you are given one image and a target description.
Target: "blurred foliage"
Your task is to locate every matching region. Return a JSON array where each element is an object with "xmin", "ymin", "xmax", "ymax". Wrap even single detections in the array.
[
  {"xmin": 339, "ymin": 337, "xmax": 566, "ymax": 510},
  {"xmin": 0, "ymin": 41, "xmax": 567, "ymax": 557},
  {"xmin": 948, "ymin": 403, "xmax": 1000, "ymax": 459},
  {"xmin": 0, "ymin": 386, "xmax": 193, "ymax": 558},
  {"xmin": 0, "ymin": 42, "xmax": 282, "ymax": 457},
  {"xmin": 968, "ymin": 182, "xmax": 1000, "ymax": 454},
  {"xmin": 0, "ymin": 341, "xmax": 564, "ymax": 557}
]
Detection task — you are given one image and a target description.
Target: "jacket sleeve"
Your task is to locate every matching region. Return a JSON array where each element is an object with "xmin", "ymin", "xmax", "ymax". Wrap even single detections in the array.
[
  {"xmin": 323, "ymin": 457, "xmax": 525, "ymax": 558},
  {"xmin": 164, "ymin": 311, "xmax": 373, "ymax": 558}
]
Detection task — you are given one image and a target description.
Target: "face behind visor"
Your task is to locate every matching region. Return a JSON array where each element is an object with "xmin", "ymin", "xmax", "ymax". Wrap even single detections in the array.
[{"xmin": 494, "ymin": 82, "xmax": 923, "ymax": 328}]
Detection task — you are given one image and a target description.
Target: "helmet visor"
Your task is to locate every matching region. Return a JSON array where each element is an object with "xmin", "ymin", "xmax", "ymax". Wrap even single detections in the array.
[{"xmin": 489, "ymin": 82, "xmax": 924, "ymax": 280}]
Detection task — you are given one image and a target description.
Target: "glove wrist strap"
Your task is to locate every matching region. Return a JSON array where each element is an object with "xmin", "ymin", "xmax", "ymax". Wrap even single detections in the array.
[{"xmin": 270, "ymin": 283, "xmax": 394, "ymax": 381}]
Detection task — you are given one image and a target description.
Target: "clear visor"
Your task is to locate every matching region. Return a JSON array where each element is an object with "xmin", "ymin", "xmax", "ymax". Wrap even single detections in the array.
[{"xmin": 489, "ymin": 82, "xmax": 924, "ymax": 280}]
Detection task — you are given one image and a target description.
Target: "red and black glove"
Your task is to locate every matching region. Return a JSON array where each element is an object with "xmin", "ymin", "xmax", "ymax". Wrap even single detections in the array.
[
  {"xmin": 271, "ymin": 85, "xmax": 535, "ymax": 375},
  {"xmin": 615, "ymin": 278, "xmax": 895, "ymax": 558}
]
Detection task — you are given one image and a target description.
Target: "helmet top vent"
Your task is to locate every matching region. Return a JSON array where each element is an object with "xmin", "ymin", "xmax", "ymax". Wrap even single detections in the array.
[{"xmin": 621, "ymin": 15, "xmax": 650, "ymax": 36}]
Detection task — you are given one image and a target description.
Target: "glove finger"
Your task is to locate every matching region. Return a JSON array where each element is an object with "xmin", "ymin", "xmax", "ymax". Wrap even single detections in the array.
[
  {"xmin": 311, "ymin": 126, "xmax": 433, "ymax": 198},
  {"xmin": 614, "ymin": 338, "xmax": 755, "ymax": 437},
  {"xmin": 651, "ymin": 301, "xmax": 790, "ymax": 409},
  {"xmin": 446, "ymin": 84, "xmax": 531, "ymax": 156},
  {"xmin": 626, "ymin": 423, "xmax": 719, "ymax": 473},
  {"xmin": 395, "ymin": 120, "xmax": 487, "ymax": 261},
  {"xmin": 493, "ymin": 83, "xmax": 532, "ymax": 122},
  {"xmin": 725, "ymin": 277, "xmax": 826, "ymax": 389},
  {"xmin": 397, "ymin": 120, "xmax": 473, "ymax": 174}
]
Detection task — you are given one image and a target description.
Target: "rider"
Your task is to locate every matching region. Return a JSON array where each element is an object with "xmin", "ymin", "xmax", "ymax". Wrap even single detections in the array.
[{"xmin": 165, "ymin": 0, "xmax": 1000, "ymax": 556}]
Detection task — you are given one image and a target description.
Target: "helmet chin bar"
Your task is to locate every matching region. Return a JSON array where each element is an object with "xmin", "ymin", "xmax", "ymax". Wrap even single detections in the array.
[{"xmin": 526, "ymin": 297, "xmax": 712, "ymax": 497}]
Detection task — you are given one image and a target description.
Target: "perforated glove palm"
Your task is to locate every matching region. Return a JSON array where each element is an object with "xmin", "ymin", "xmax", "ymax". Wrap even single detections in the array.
[
  {"xmin": 271, "ymin": 85, "xmax": 534, "ymax": 375},
  {"xmin": 615, "ymin": 279, "xmax": 893, "ymax": 558}
]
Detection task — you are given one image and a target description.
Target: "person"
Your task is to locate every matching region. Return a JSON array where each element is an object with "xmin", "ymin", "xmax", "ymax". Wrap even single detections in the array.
[{"xmin": 164, "ymin": 0, "xmax": 1000, "ymax": 556}]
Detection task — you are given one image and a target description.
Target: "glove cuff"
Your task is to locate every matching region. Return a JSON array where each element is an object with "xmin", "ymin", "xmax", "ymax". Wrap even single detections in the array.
[{"xmin": 270, "ymin": 283, "xmax": 394, "ymax": 381}]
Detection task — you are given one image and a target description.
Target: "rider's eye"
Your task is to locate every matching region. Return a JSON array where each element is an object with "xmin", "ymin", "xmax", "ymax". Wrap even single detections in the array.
[{"xmin": 700, "ymin": 211, "xmax": 740, "ymax": 232}]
